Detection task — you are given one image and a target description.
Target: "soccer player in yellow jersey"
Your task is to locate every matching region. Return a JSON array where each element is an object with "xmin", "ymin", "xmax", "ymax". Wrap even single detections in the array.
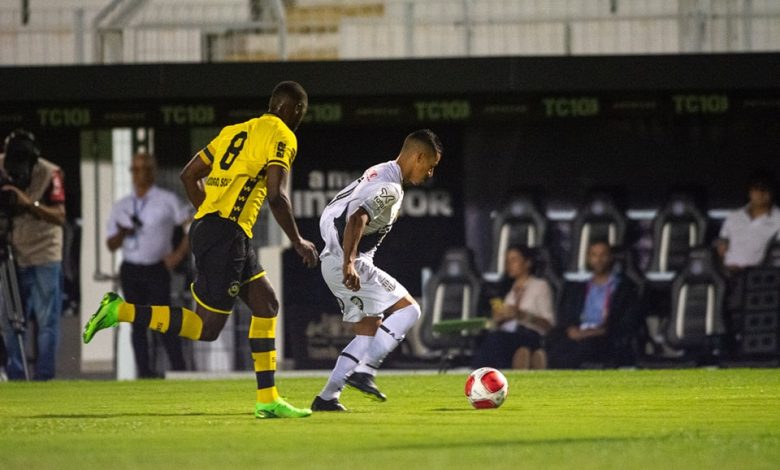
[{"xmin": 83, "ymin": 81, "xmax": 319, "ymax": 419}]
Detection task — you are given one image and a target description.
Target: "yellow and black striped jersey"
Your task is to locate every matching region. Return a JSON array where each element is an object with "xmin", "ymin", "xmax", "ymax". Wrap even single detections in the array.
[{"xmin": 194, "ymin": 113, "xmax": 297, "ymax": 238}]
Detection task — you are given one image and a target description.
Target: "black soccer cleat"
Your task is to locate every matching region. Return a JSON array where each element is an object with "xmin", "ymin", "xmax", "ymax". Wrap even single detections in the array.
[
  {"xmin": 345, "ymin": 372, "xmax": 387, "ymax": 402},
  {"xmin": 311, "ymin": 396, "xmax": 348, "ymax": 412}
]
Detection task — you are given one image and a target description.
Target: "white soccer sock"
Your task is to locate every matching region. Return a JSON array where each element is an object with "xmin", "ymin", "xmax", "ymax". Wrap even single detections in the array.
[
  {"xmin": 354, "ymin": 303, "xmax": 421, "ymax": 376},
  {"xmin": 319, "ymin": 335, "xmax": 372, "ymax": 400}
]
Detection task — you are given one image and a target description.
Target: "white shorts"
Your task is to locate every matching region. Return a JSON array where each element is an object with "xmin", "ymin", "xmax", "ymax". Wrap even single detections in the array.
[{"xmin": 320, "ymin": 253, "xmax": 409, "ymax": 323}]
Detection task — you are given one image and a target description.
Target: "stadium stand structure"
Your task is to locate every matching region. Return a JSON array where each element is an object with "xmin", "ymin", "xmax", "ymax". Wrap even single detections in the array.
[
  {"xmin": 223, "ymin": 1, "xmax": 385, "ymax": 61},
  {"xmin": 3, "ymin": 0, "xmax": 780, "ymax": 65},
  {"xmin": 762, "ymin": 240, "xmax": 780, "ymax": 269},
  {"xmin": 730, "ymin": 266, "xmax": 780, "ymax": 360}
]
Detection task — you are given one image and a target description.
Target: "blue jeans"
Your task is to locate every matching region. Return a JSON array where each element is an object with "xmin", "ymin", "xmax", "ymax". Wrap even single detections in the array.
[{"xmin": 2, "ymin": 262, "xmax": 62, "ymax": 380}]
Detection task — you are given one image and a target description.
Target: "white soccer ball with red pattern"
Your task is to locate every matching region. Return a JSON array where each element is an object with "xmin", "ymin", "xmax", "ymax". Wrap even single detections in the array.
[{"xmin": 465, "ymin": 367, "xmax": 508, "ymax": 409}]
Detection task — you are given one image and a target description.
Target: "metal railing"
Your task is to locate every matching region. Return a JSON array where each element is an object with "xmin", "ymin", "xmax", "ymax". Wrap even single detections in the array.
[{"xmin": 0, "ymin": 0, "xmax": 778, "ymax": 65}]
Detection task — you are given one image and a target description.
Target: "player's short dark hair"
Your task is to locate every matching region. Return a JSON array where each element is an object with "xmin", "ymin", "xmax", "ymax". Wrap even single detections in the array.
[
  {"xmin": 406, "ymin": 129, "xmax": 443, "ymax": 158},
  {"xmin": 271, "ymin": 81, "xmax": 307, "ymax": 103}
]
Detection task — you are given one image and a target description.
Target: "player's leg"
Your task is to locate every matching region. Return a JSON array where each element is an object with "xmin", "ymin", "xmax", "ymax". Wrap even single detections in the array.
[
  {"xmin": 312, "ymin": 255, "xmax": 380, "ymax": 410},
  {"xmin": 147, "ymin": 264, "xmax": 186, "ymax": 372},
  {"xmin": 240, "ymin": 274, "xmax": 311, "ymax": 419},
  {"xmin": 147, "ymin": 262, "xmax": 186, "ymax": 371},
  {"xmin": 312, "ymin": 316, "xmax": 378, "ymax": 411},
  {"xmin": 83, "ymin": 291, "xmax": 227, "ymax": 343},
  {"xmin": 347, "ymin": 294, "xmax": 421, "ymax": 401},
  {"xmin": 84, "ymin": 217, "xmax": 232, "ymax": 345}
]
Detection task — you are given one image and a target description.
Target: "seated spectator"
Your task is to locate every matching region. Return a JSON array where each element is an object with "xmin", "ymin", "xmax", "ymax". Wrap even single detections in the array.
[
  {"xmin": 472, "ymin": 245, "xmax": 555, "ymax": 370},
  {"xmin": 717, "ymin": 170, "xmax": 780, "ymax": 273},
  {"xmin": 547, "ymin": 241, "xmax": 640, "ymax": 369}
]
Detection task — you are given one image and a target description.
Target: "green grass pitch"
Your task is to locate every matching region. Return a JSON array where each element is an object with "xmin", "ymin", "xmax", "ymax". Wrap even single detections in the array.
[{"xmin": 1, "ymin": 369, "xmax": 779, "ymax": 469}]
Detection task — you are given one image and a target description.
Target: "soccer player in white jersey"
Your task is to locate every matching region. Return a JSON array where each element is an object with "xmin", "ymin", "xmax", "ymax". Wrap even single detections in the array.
[{"xmin": 312, "ymin": 129, "xmax": 442, "ymax": 412}]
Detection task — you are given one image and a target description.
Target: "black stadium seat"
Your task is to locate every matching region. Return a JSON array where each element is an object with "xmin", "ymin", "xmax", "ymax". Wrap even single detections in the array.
[
  {"xmin": 568, "ymin": 194, "xmax": 626, "ymax": 272},
  {"xmin": 419, "ymin": 247, "xmax": 483, "ymax": 368},
  {"xmin": 612, "ymin": 246, "xmax": 646, "ymax": 301},
  {"xmin": 649, "ymin": 194, "xmax": 707, "ymax": 275},
  {"xmin": 490, "ymin": 196, "xmax": 546, "ymax": 274},
  {"xmin": 665, "ymin": 247, "xmax": 727, "ymax": 355}
]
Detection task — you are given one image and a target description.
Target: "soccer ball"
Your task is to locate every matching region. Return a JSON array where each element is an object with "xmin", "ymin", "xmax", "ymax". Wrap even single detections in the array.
[{"xmin": 465, "ymin": 367, "xmax": 508, "ymax": 409}]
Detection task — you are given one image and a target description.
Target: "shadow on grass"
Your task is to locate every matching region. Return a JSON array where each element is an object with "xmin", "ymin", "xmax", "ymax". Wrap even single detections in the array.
[{"xmin": 27, "ymin": 412, "xmax": 247, "ymax": 419}]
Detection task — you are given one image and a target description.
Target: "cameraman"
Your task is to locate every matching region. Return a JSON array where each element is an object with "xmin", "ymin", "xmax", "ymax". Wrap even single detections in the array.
[{"xmin": 0, "ymin": 129, "xmax": 65, "ymax": 381}]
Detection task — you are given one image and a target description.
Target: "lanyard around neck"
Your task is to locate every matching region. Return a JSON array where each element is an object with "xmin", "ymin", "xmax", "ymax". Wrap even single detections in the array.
[{"xmin": 133, "ymin": 192, "xmax": 149, "ymax": 218}]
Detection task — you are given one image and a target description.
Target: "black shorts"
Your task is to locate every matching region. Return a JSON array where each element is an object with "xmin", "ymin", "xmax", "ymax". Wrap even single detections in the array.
[
  {"xmin": 189, "ymin": 213, "xmax": 264, "ymax": 313},
  {"xmin": 512, "ymin": 325, "xmax": 543, "ymax": 351}
]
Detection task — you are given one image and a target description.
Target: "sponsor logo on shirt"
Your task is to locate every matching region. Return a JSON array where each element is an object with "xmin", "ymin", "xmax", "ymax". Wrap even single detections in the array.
[{"xmin": 373, "ymin": 187, "xmax": 396, "ymax": 210}]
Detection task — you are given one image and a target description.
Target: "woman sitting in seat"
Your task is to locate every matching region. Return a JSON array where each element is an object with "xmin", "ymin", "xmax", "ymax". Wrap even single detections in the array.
[{"xmin": 472, "ymin": 244, "xmax": 555, "ymax": 369}]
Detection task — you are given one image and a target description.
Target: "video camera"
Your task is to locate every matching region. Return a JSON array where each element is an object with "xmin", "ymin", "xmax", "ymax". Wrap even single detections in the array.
[
  {"xmin": 1, "ymin": 129, "xmax": 39, "ymax": 207},
  {"xmin": 0, "ymin": 173, "xmax": 16, "ymax": 207},
  {"xmin": 0, "ymin": 129, "xmax": 40, "ymax": 257}
]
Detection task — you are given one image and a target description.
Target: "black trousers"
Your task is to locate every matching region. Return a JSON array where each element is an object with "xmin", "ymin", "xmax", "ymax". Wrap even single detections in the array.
[
  {"xmin": 120, "ymin": 261, "xmax": 186, "ymax": 377},
  {"xmin": 546, "ymin": 328, "xmax": 610, "ymax": 369}
]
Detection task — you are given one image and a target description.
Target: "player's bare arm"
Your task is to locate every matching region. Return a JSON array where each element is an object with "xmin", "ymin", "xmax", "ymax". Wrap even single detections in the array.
[
  {"xmin": 266, "ymin": 165, "xmax": 318, "ymax": 268},
  {"xmin": 341, "ymin": 207, "xmax": 370, "ymax": 291},
  {"xmin": 180, "ymin": 154, "xmax": 211, "ymax": 210}
]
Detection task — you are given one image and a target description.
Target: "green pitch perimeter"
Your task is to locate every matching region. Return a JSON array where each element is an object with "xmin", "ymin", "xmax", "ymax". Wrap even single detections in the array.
[{"xmin": 1, "ymin": 369, "xmax": 779, "ymax": 469}]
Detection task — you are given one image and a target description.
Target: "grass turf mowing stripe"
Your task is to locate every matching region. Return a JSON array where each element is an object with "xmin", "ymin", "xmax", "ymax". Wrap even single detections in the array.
[{"xmin": 0, "ymin": 369, "xmax": 778, "ymax": 469}]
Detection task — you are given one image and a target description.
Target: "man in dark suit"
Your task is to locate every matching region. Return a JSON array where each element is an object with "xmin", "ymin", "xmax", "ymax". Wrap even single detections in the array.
[{"xmin": 548, "ymin": 240, "xmax": 640, "ymax": 368}]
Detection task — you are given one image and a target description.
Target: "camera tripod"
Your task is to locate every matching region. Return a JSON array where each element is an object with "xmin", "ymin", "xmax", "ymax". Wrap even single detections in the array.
[{"xmin": 0, "ymin": 243, "xmax": 30, "ymax": 381}]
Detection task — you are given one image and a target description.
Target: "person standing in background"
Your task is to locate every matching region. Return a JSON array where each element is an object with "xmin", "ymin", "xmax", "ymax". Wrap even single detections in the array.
[
  {"xmin": 0, "ymin": 129, "xmax": 66, "ymax": 380},
  {"xmin": 717, "ymin": 170, "xmax": 780, "ymax": 272},
  {"xmin": 106, "ymin": 152, "xmax": 191, "ymax": 378}
]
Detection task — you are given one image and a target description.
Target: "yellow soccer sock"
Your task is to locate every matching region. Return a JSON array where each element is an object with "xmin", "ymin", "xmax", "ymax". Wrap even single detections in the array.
[
  {"xmin": 118, "ymin": 303, "xmax": 203, "ymax": 340},
  {"xmin": 249, "ymin": 316, "xmax": 279, "ymax": 403}
]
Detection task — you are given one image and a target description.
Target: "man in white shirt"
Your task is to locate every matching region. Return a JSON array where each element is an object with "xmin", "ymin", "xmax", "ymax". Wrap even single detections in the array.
[
  {"xmin": 717, "ymin": 172, "xmax": 780, "ymax": 272},
  {"xmin": 312, "ymin": 129, "xmax": 442, "ymax": 412},
  {"xmin": 106, "ymin": 152, "xmax": 192, "ymax": 378}
]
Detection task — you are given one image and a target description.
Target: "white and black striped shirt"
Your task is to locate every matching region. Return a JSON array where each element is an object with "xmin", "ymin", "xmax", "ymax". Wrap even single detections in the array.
[{"xmin": 319, "ymin": 160, "xmax": 404, "ymax": 260}]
